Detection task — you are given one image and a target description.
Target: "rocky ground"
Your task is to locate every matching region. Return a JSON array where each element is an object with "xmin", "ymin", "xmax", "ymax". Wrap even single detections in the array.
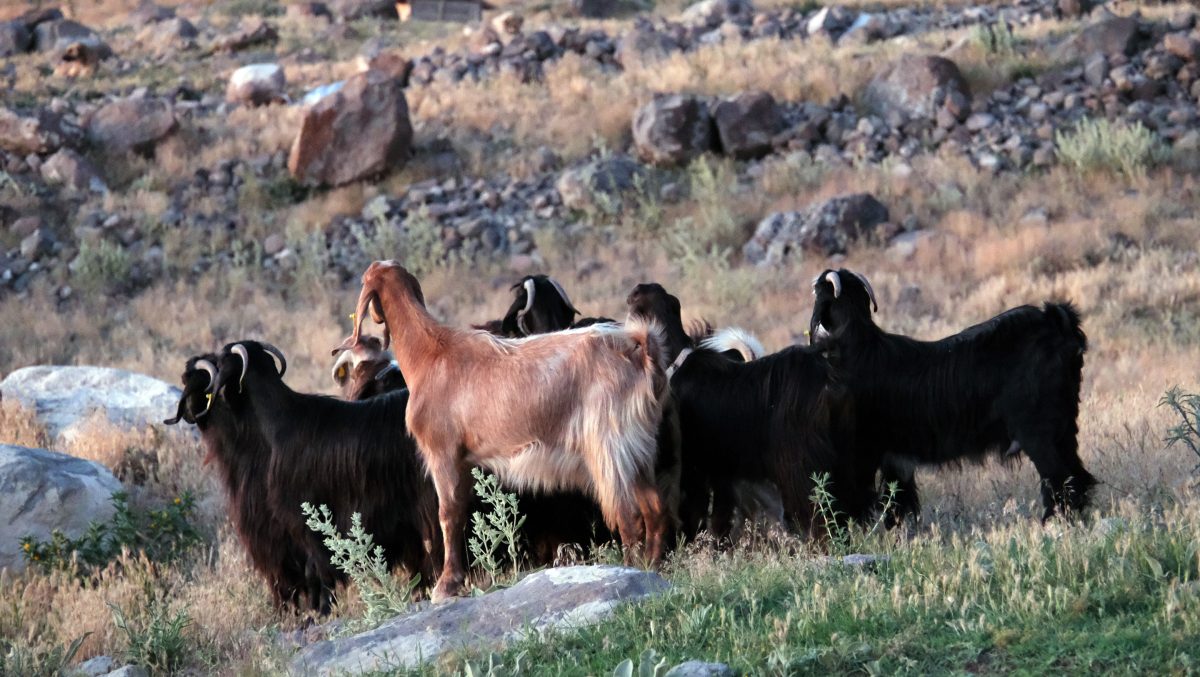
[{"xmin": 2, "ymin": 0, "xmax": 1199, "ymax": 300}]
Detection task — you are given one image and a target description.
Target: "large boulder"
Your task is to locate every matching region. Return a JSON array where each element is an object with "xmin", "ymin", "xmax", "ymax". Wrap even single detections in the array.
[
  {"xmin": 743, "ymin": 193, "xmax": 890, "ymax": 265},
  {"xmin": 290, "ymin": 566, "xmax": 669, "ymax": 674},
  {"xmin": 137, "ymin": 17, "xmax": 199, "ymax": 55},
  {"xmin": 86, "ymin": 97, "xmax": 177, "ymax": 155},
  {"xmin": 33, "ymin": 19, "xmax": 112, "ymax": 59},
  {"xmin": 227, "ymin": 63, "xmax": 287, "ymax": 106},
  {"xmin": 679, "ymin": 0, "xmax": 755, "ymax": 27},
  {"xmin": 556, "ymin": 154, "xmax": 647, "ymax": 213},
  {"xmin": 0, "ymin": 106, "xmax": 84, "ymax": 155},
  {"xmin": 0, "ymin": 366, "xmax": 183, "ymax": 445},
  {"xmin": 712, "ymin": 91, "xmax": 782, "ymax": 160},
  {"xmin": 40, "ymin": 148, "xmax": 107, "ymax": 193},
  {"xmin": 1056, "ymin": 15, "xmax": 1142, "ymax": 59},
  {"xmin": 632, "ymin": 94, "xmax": 715, "ymax": 167},
  {"xmin": 288, "ymin": 70, "xmax": 412, "ymax": 187},
  {"xmin": 0, "ymin": 20, "xmax": 32, "ymax": 56},
  {"xmin": 862, "ymin": 54, "xmax": 970, "ymax": 120},
  {"xmin": 0, "ymin": 444, "xmax": 121, "ymax": 573}
]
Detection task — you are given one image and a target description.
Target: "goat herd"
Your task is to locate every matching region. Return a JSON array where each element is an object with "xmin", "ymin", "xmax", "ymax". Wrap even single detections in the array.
[{"xmin": 165, "ymin": 261, "xmax": 1096, "ymax": 612}]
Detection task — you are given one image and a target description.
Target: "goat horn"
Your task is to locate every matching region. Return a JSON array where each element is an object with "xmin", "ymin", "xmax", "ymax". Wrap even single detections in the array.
[
  {"xmin": 824, "ymin": 271, "xmax": 842, "ymax": 298},
  {"xmin": 195, "ymin": 359, "xmax": 218, "ymax": 416},
  {"xmin": 853, "ymin": 272, "xmax": 878, "ymax": 312},
  {"xmin": 258, "ymin": 342, "xmax": 288, "ymax": 377},
  {"xmin": 547, "ymin": 277, "xmax": 581, "ymax": 316},
  {"xmin": 516, "ymin": 278, "xmax": 536, "ymax": 336},
  {"xmin": 232, "ymin": 344, "xmax": 249, "ymax": 391}
]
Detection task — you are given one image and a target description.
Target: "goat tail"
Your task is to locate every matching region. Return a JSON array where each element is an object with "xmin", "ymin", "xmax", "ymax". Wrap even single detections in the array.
[
  {"xmin": 699, "ymin": 326, "xmax": 767, "ymax": 361},
  {"xmin": 623, "ymin": 315, "xmax": 669, "ymax": 399},
  {"xmin": 1045, "ymin": 301, "xmax": 1087, "ymax": 356}
]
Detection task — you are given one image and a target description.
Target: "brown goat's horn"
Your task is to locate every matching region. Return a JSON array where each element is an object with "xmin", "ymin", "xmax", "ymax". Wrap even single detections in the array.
[
  {"xmin": 824, "ymin": 271, "xmax": 842, "ymax": 298},
  {"xmin": 547, "ymin": 276, "xmax": 581, "ymax": 316},
  {"xmin": 258, "ymin": 342, "xmax": 287, "ymax": 377},
  {"xmin": 516, "ymin": 278, "xmax": 536, "ymax": 336},
  {"xmin": 232, "ymin": 344, "xmax": 250, "ymax": 391},
  {"xmin": 853, "ymin": 272, "xmax": 878, "ymax": 313}
]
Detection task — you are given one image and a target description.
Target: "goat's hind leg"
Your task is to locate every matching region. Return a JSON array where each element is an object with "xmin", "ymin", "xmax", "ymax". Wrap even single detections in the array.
[
  {"xmin": 426, "ymin": 453, "xmax": 472, "ymax": 602},
  {"xmin": 633, "ymin": 479, "xmax": 668, "ymax": 566}
]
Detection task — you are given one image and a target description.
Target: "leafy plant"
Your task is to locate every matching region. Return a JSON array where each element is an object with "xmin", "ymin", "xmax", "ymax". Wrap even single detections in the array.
[
  {"xmin": 467, "ymin": 468, "xmax": 526, "ymax": 587},
  {"xmin": 302, "ymin": 503, "xmax": 417, "ymax": 625},
  {"xmin": 109, "ymin": 596, "xmax": 192, "ymax": 674},
  {"xmin": 1055, "ymin": 119, "xmax": 1169, "ymax": 179},
  {"xmin": 72, "ymin": 239, "xmax": 134, "ymax": 295},
  {"xmin": 0, "ymin": 634, "xmax": 89, "ymax": 677},
  {"xmin": 1160, "ymin": 386, "xmax": 1200, "ymax": 471},
  {"xmin": 810, "ymin": 473, "xmax": 896, "ymax": 556},
  {"xmin": 612, "ymin": 648, "xmax": 670, "ymax": 677},
  {"xmin": 971, "ymin": 21, "xmax": 1019, "ymax": 57},
  {"xmin": 21, "ymin": 492, "xmax": 200, "ymax": 575}
]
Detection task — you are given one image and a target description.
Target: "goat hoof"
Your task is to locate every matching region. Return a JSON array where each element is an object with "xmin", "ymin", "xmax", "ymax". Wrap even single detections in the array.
[{"xmin": 431, "ymin": 580, "xmax": 465, "ymax": 603}]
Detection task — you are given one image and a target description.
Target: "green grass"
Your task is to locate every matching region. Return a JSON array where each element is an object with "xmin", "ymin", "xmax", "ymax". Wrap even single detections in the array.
[
  {"xmin": 414, "ymin": 499, "xmax": 1200, "ymax": 675},
  {"xmin": 1056, "ymin": 119, "xmax": 1171, "ymax": 180}
]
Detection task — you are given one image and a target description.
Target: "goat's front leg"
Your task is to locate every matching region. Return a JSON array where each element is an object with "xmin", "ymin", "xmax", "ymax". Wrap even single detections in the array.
[{"xmin": 427, "ymin": 454, "xmax": 471, "ymax": 603}]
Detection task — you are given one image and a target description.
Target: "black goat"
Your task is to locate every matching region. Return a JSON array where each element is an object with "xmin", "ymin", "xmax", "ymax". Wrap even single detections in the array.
[
  {"xmin": 209, "ymin": 341, "xmax": 441, "ymax": 611},
  {"xmin": 627, "ymin": 283, "xmax": 874, "ymax": 540},
  {"xmin": 473, "ymin": 274, "xmax": 615, "ymax": 337},
  {"xmin": 164, "ymin": 355, "xmax": 312, "ymax": 610},
  {"xmin": 809, "ymin": 269, "xmax": 1094, "ymax": 522}
]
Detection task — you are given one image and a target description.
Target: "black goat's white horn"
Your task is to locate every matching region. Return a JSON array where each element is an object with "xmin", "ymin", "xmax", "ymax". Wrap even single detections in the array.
[
  {"xmin": 824, "ymin": 271, "xmax": 842, "ymax": 298},
  {"xmin": 516, "ymin": 278, "xmax": 536, "ymax": 336},
  {"xmin": 196, "ymin": 359, "xmax": 218, "ymax": 415},
  {"xmin": 232, "ymin": 344, "xmax": 249, "ymax": 391},
  {"xmin": 853, "ymin": 272, "xmax": 878, "ymax": 312},
  {"xmin": 547, "ymin": 276, "xmax": 581, "ymax": 315},
  {"xmin": 259, "ymin": 342, "xmax": 288, "ymax": 377}
]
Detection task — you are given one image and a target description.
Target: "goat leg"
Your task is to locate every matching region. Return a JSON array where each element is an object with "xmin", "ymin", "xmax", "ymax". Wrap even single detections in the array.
[{"xmin": 428, "ymin": 455, "xmax": 471, "ymax": 602}]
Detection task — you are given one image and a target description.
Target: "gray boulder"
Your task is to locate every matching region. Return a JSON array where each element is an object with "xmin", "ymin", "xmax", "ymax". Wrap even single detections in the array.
[
  {"xmin": 33, "ymin": 19, "xmax": 112, "ymax": 59},
  {"xmin": 712, "ymin": 91, "xmax": 782, "ymax": 160},
  {"xmin": 0, "ymin": 444, "xmax": 121, "ymax": 573},
  {"xmin": 666, "ymin": 662, "xmax": 736, "ymax": 677},
  {"xmin": 227, "ymin": 63, "xmax": 287, "ymax": 106},
  {"xmin": 615, "ymin": 27, "xmax": 679, "ymax": 68},
  {"xmin": 290, "ymin": 566, "xmax": 668, "ymax": 674},
  {"xmin": 743, "ymin": 193, "xmax": 890, "ymax": 265},
  {"xmin": 863, "ymin": 54, "xmax": 970, "ymax": 120},
  {"xmin": 633, "ymin": 94, "xmax": 714, "ymax": 167},
  {"xmin": 1056, "ymin": 15, "xmax": 1141, "ymax": 59},
  {"xmin": 0, "ymin": 366, "xmax": 183, "ymax": 445},
  {"xmin": 556, "ymin": 154, "xmax": 647, "ymax": 213},
  {"xmin": 0, "ymin": 106, "xmax": 84, "ymax": 155},
  {"xmin": 679, "ymin": 0, "xmax": 755, "ymax": 27},
  {"xmin": 288, "ymin": 70, "xmax": 412, "ymax": 187},
  {"xmin": 40, "ymin": 148, "xmax": 107, "ymax": 194},
  {"xmin": 87, "ymin": 97, "xmax": 177, "ymax": 155}
]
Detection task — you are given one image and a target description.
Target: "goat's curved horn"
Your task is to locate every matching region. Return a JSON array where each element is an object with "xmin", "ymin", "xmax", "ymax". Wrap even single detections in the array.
[
  {"xmin": 516, "ymin": 278, "xmax": 536, "ymax": 336},
  {"xmin": 232, "ymin": 344, "xmax": 249, "ymax": 391},
  {"xmin": 258, "ymin": 342, "xmax": 288, "ymax": 377},
  {"xmin": 853, "ymin": 272, "xmax": 878, "ymax": 312},
  {"xmin": 546, "ymin": 277, "xmax": 581, "ymax": 316},
  {"xmin": 195, "ymin": 359, "xmax": 218, "ymax": 416},
  {"xmin": 824, "ymin": 271, "xmax": 842, "ymax": 298}
]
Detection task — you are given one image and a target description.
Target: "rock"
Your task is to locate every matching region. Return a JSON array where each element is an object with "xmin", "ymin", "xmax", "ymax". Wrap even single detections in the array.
[
  {"xmin": 1164, "ymin": 33, "xmax": 1200, "ymax": 62},
  {"xmin": 33, "ymin": 19, "xmax": 112, "ymax": 58},
  {"xmin": 616, "ymin": 27, "xmax": 678, "ymax": 68},
  {"xmin": 10, "ymin": 215, "xmax": 41, "ymax": 238},
  {"xmin": 263, "ymin": 233, "xmax": 287, "ymax": 256},
  {"xmin": 356, "ymin": 49, "xmax": 412, "ymax": 84},
  {"xmin": 679, "ymin": 0, "xmax": 755, "ymax": 27},
  {"xmin": 87, "ymin": 97, "xmax": 177, "ymax": 155},
  {"xmin": 712, "ymin": 91, "xmax": 782, "ymax": 160},
  {"xmin": 101, "ymin": 667, "xmax": 149, "ymax": 677},
  {"xmin": 965, "ymin": 112, "xmax": 995, "ymax": 131},
  {"xmin": 0, "ymin": 106, "xmax": 84, "ymax": 155},
  {"xmin": 1058, "ymin": 16, "xmax": 1140, "ymax": 58},
  {"xmin": 566, "ymin": 0, "xmax": 611, "ymax": 18},
  {"xmin": 665, "ymin": 662, "xmax": 736, "ymax": 677},
  {"xmin": 1057, "ymin": 0, "xmax": 1089, "ymax": 19},
  {"xmin": 40, "ymin": 148, "xmax": 107, "ymax": 193},
  {"xmin": 840, "ymin": 13, "xmax": 889, "ymax": 46},
  {"xmin": 330, "ymin": 0, "xmax": 397, "ymax": 21},
  {"xmin": 214, "ymin": 19, "xmax": 279, "ymax": 52},
  {"xmin": 138, "ymin": 17, "xmax": 198, "ymax": 54},
  {"xmin": 0, "ymin": 366, "xmax": 183, "ymax": 445},
  {"xmin": 288, "ymin": 70, "xmax": 413, "ymax": 187},
  {"xmin": 287, "ymin": 2, "xmax": 333, "ymax": 20},
  {"xmin": 226, "ymin": 64, "xmax": 287, "ymax": 106},
  {"xmin": 130, "ymin": 1, "xmax": 175, "ymax": 24},
  {"xmin": 19, "ymin": 228, "xmax": 54, "ymax": 260},
  {"xmin": 632, "ymin": 94, "xmax": 714, "ymax": 167},
  {"xmin": 0, "ymin": 444, "xmax": 122, "ymax": 573},
  {"xmin": 743, "ymin": 193, "xmax": 890, "ymax": 264},
  {"xmin": 0, "ymin": 20, "xmax": 32, "ymax": 57},
  {"xmin": 300, "ymin": 81, "xmax": 345, "ymax": 107},
  {"xmin": 863, "ymin": 54, "xmax": 971, "ymax": 120},
  {"xmin": 556, "ymin": 154, "xmax": 646, "ymax": 213},
  {"xmin": 291, "ymin": 566, "xmax": 668, "ymax": 673},
  {"xmin": 78, "ymin": 655, "xmax": 116, "ymax": 677},
  {"xmin": 491, "ymin": 11, "xmax": 523, "ymax": 36},
  {"xmin": 1083, "ymin": 53, "xmax": 1108, "ymax": 86}
]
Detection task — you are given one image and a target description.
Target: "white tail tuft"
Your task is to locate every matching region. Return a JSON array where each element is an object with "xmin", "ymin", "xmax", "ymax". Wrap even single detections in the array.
[{"xmin": 700, "ymin": 326, "xmax": 766, "ymax": 361}]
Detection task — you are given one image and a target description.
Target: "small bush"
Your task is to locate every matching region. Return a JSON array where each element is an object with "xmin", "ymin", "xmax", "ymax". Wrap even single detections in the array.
[
  {"xmin": 21, "ymin": 492, "xmax": 200, "ymax": 576},
  {"xmin": 468, "ymin": 468, "xmax": 526, "ymax": 587},
  {"xmin": 72, "ymin": 239, "xmax": 133, "ymax": 295},
  {"xmin": 0, "ymin": 634, "xmax": 88, "ymax": 677},
  {"xmin": 970, "ymin": 21, "xmax": 1019, "ymax": 57},
  {"xmin": 302, "ymin": 503, "xmax": 417, "ymax": 625},
  {"xmin": 109, "ymin": 595, "xmax": 192, "ymax": 674},
  {"xmin": 1055, "ymin": 119, "xmax": 1169, "ymax": 179},
  {"xmin": 1160, "ymin": 386, "xmax": 1200, "ymax": 471}
]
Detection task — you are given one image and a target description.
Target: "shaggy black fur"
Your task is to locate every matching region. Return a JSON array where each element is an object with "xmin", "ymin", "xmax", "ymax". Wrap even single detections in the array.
[
  {"xmin": 627, "ymin": 283, "xmax": 874, "ymax": 540},
  {"xmin": 475, "ymin": 274, "xmax": 614, "ymax": 337},
  {"xmin": 809, "ymin": 268, "xmax": 1094, "ymax": 523}
]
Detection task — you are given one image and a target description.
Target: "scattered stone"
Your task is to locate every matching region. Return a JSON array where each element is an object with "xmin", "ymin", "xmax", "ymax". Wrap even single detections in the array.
[
  {"xmin": 33, "ymin": 19, "xmax": 112, "ymax": 59},
  {"xmin": 1058, "ymin": 15, "xmax": 1141, "ymax": 58},
  {"xmin": 101, "ymin": 667, "xmax": 149, "ymax": 677},
  {"xmin": 1084, "ymin": 52, "xmax": 1109, "ymax": 86},
  {"xmin": 330, "ymin": 0, "xmax": 397, "ymax": 21},
  {"xmin": 1164, "ymin": 33, "xmax": 1200, "ymax": 62},
  {"xmin": 743, "ymin": 193, "xmax": 890, "ymax": 264},
  {"xmin": 263, "ymin": 233, "xmax": 287, "ymax": 256},
  {"xmin": 20, "ymin": 228, "xmax": 54, "ymax": 261},
  {"xmin": 78, "ymin": 655, "xmax": 116, "ymax": 677},
  {"xmin": 566, "ymin": 0, "xmax": 611, "ymax": 18},
  {"xmin": 291, "ymin": 566, "xmax": 668, "ymax": 673},
  {"xmin": 632, "ymin": 94, "xmax": 715, "ymax": 167},
  {"xmin": 0, "ymin": 106, "xmax": 84, "ymax": 155},
  {"xmin": 10, "ymin": 216, "xmax": 41, "ymax": 238},
  {"xmin": 665, "ymin": 661, "xmax": 736, "ymax": 677},
  {"xmin": 616, "ymin": 27, "xmax": 679, "ymax": 68},
  {"xmin": 556, "ymin": 154, "xmax": 647, "ymax": 213},
  {"xmin": 87, "ymin": 98, "xmax": 177, "ymax": 154},
  {"xmin": 214, "ymin": 19, "xmax": 279, "ymax": 52},
  {"xmin": 0, "ymin": 444, "xmax": 122, "ymax": 573},
  {"xmin": 287, "ymin": 2, "xmax": 334, "ymax": 20},
  {"xmin": 712, "ymin": 91, "xmax": 782, "ymax": 160},
  {"xmin": 138, "ymin": 17, "xmax": 199, "ymax": 55},
  {"xmin": 0, "ymin": 366, "xmax": 184, "ymax": 445},
  {"xmin": 0, "ymin": 20, "xmax": 32, "ymax": 57},
  {"xmin": 679, "ymin": 0, "xmax": 755, "ymax": 27},
  {"xmin": 227, "ymin": 64, "xmax": 287, "ymax": 106},
  {"xmin": 491, "ymin": 11, "xmax": 523, "ymax": 36},
  {"xmin": 863, "ymin": 54, "xmax": 971, "ymax": 120},
  {"xmin": 40, "ymin": 148, "xmax": 107, "ymax": 193},
  {"xmin": 288, "ymin": 70, "xmax": 413, "ymax": 187}
]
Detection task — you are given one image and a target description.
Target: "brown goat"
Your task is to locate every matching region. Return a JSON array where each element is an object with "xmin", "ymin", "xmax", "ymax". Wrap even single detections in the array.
[{"xmin": 339, "ymin": 260, "xmax": 672, "ymax": 601}]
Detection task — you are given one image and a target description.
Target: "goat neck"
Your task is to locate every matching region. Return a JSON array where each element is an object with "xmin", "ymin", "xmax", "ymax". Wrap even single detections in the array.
[{"xmin": 350, "ymin": 262, "xmax": 447, "ymax": 393}]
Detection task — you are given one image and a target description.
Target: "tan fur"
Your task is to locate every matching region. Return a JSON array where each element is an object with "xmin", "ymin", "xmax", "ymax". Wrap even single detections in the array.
[{"xmin": 339, "ymin": 261, "xmax": 671, "ymax": 600}]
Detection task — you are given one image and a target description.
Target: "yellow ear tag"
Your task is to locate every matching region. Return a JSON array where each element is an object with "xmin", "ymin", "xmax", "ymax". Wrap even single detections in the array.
[
  {"xmin": 349, "ymin": 312, "xmax": 356, "ymax": 325},
  {"xmin": 203, "ymin": 392, "xmax": 214, "ymax": 413}
]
